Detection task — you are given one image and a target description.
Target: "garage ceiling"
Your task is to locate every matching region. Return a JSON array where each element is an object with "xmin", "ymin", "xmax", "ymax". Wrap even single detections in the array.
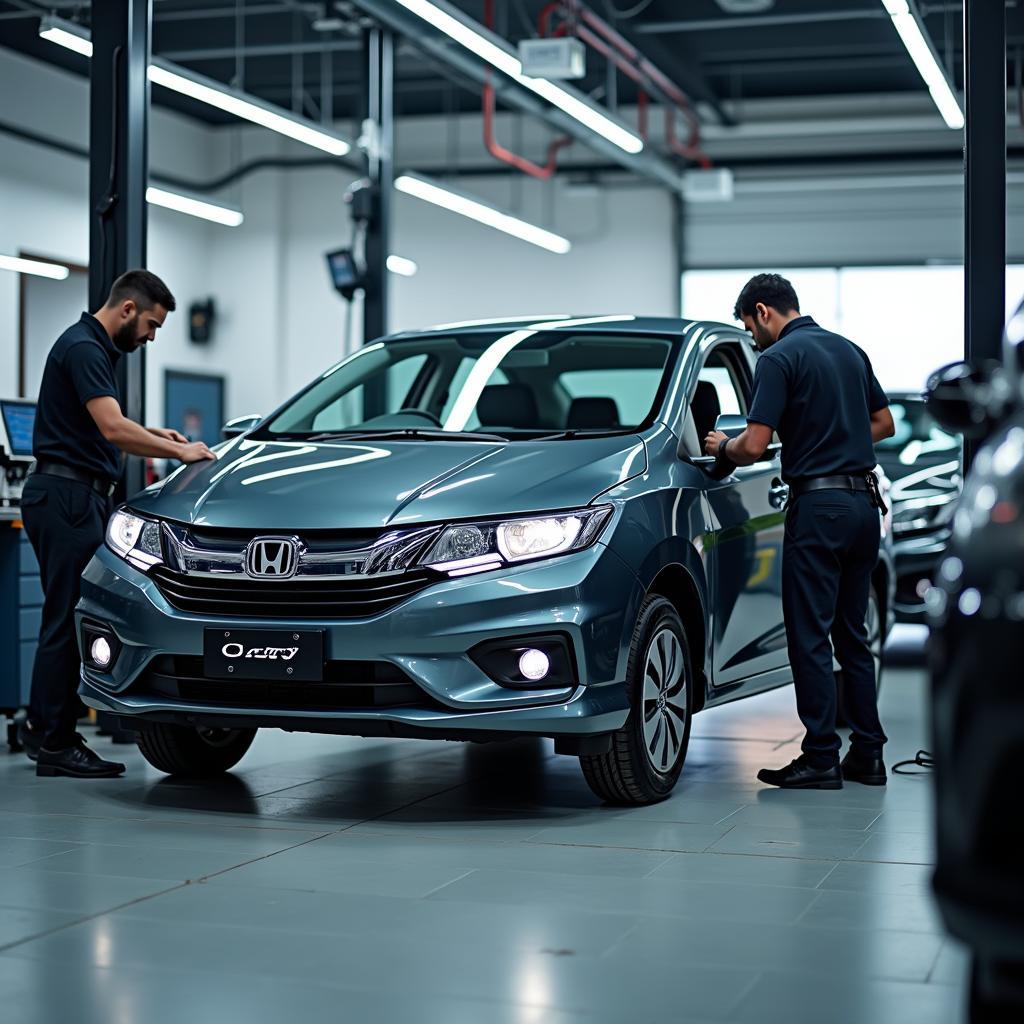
[{"xmin": 0, "ymin": 1, "xmax": 1021, "ymax": 150}]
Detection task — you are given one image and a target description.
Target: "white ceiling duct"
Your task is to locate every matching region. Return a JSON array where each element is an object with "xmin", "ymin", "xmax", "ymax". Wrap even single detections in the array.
[{"xmin": 714, "ymin": 0, "xmax": 776, "ymax": 12}]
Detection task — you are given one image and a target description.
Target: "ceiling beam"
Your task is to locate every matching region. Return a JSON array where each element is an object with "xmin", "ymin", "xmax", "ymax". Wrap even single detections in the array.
[
  {"xmin": 347, "ymin": 0, "xmax": 686, "ymax": 194},
  {"xmin": 635, "ymin": 10, "xmax": 888, "ymax": 35}
]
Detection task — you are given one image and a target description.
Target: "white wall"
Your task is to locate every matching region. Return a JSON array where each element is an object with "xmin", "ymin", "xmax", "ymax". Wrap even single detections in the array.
[{"xmin": 5, "ymin": 44, "xmax": 1021, "ymax": 425}]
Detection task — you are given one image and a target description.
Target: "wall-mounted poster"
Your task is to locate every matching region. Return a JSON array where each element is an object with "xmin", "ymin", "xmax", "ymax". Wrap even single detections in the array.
[{"xmin": 164, "ymin": 370, "xmax": 225, "ymax": 448}]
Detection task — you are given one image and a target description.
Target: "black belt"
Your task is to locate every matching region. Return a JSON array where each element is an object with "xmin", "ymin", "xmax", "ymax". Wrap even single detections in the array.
[
  {"xmin": 789, "ymin": 472, "xmax": 887, "ymax": 513},
  {"xmin": 33, "ymin": 460, "xmax": 117, "ymax": 497},
  {"xmin": 789, "ymin": 474, "xmax": 870, "ymax": 497}
]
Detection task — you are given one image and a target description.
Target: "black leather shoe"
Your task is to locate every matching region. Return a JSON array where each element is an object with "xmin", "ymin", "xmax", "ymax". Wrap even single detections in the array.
[
  {"xmin": 37, "ymin": 736, "xmax": 125, "ymax": 779},
  {"xmin": 757, "ymin": 756, "xmax": 843, "ymax": 790},
  {"xmin": 841, "ymin": 749, "xmax": 887, "ymax": 786},
  {"xmin": 17, "ymin": 720, "xmax": 42, "ymax": 763}
]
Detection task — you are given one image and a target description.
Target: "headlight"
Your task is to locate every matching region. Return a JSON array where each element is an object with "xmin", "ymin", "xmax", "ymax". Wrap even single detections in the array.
[
  {"xmin": 105, "ymin": 509, "xmax": 164, "ymax": 571},
  {"xmin": 422, "ymin": 506, "xmax": 612, "ymax": 576}
]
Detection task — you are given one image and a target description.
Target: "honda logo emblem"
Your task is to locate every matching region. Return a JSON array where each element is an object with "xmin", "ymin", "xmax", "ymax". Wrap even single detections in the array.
[{"xmin": 244, "ymin": 537, "xmax": 299, "ymax": 579}]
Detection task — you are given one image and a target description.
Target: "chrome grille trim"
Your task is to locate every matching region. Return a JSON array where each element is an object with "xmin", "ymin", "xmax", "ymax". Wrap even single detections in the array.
[{"xmin": 160, "ymin": 523, "xmax": 443, "ymax": 581}]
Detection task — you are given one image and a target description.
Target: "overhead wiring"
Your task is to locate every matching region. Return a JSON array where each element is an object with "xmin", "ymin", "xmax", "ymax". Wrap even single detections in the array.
[{"xmin": 601, "ymin": 0, "xmax": 657, "ymax": 20}]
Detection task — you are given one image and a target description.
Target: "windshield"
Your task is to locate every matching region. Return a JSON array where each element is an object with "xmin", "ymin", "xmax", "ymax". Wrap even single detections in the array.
[
  {"xmin": 875, "ymin": 398, "xmax": 959, "ymax": 460},
  {"xmin": 258, "ymin": 331, "xmax": 677, "ymax": 440}
]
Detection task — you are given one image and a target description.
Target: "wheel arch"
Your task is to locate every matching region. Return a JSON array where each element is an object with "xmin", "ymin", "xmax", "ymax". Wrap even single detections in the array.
[{"xmin": 645, "ymin": 562, "xmax": 710, "ymax": 713}]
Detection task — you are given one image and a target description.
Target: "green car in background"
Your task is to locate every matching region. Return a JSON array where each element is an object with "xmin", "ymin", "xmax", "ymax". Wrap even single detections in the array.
[{"xmin": 77, "ymin": 314, "xmax": 894, "ymax": 804}]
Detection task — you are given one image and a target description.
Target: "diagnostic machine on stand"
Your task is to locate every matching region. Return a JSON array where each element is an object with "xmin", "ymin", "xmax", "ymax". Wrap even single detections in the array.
[{"xmin": 0, "ymin": 398, "xmax": 41, "ymax": 750}]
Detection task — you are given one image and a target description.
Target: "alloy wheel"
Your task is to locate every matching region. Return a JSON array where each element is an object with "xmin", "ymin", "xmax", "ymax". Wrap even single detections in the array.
[{"xmin": 641, "ymin": 627, "xmax": 688, "ymax": 773}]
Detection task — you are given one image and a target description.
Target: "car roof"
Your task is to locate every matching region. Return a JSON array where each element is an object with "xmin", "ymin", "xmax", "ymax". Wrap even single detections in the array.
[{"xmin": 381, "ymin": 314, "xmax": 747, "ymax": 342}]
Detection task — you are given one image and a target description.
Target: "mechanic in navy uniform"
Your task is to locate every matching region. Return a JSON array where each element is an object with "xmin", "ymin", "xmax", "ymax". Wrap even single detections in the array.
[
  {"xmin": 704, "ymin": 274, "xmax": 896, "ymax": 789},
  {"xmin": 19, "ymin": 270, "xmax": 216, "ymax": 779}
]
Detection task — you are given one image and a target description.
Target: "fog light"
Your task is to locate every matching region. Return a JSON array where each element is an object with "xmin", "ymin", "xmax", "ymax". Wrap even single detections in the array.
[
  {"xmin": 90, "ymin": 636, "xmax": 113, "ymax": 669},
  {"xmin": 518, "ymin": 648, "xmax": 550, "ymax": 681}
]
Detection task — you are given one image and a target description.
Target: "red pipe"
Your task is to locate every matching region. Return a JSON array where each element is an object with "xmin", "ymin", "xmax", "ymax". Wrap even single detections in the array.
[
  {"xmin": 483, "ymin": 76, "xmax": 574, "ymax": 179},
  {"xmin": 541, "ymin": 0, "xmax": 709, "ymax": 165},
  {"xmin": 483, "ymin": 0, "xmax": 573, "ymax": 179}
]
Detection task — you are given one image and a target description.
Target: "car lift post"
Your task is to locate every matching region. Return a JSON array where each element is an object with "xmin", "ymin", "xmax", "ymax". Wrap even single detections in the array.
[
  {"xmin": 963, "ymin": 0, "xmax": 1006, "ymax": 470},
  {"xmin": 89, "ymin": 0, "xmax": 151, "ymax": 500},
  {"xmin": 89, "ymin": 0, "xmax": 150, "ymax": 742},
  {"xmin": 359, "ymin": 25, "xmax": 394, "ymax": 419}
]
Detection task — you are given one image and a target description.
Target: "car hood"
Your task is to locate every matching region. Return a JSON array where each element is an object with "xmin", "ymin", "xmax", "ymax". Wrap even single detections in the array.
[{"xmin": 129, "ymin": 435, "xmax": 648, "ymax": 530}]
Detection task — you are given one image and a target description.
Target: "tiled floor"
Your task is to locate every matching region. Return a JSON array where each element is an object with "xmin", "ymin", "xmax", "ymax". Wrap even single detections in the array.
[{"xmin": 0, "ymin": 630, "xmax": 967, "ymax": 1023}]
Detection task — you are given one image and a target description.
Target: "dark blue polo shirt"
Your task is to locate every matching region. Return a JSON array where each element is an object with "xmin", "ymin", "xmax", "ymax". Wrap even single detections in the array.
[
  {"xmin": 746, "ymin": 316, "xmax": 888, "ymax": 483},
  {"xmin": 32, "ymin": 313, "xmax": 123, "ymax": 482}
]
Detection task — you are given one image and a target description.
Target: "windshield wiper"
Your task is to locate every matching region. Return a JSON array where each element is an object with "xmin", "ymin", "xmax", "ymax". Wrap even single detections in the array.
[
  {"xmin": 306, "ymin": 428, "xmax": 508, "ymax": 443},
  {"xmin": 532, "ymin": 428, "xmax": 629, "ymax": 441}
]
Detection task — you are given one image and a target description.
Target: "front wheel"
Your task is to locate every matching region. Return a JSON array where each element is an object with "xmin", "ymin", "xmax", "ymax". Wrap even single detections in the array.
[
  {"xmin": 581, "ymin": 596, "xmax": 693, "ymax": 805},
  {"xmin": 136, "ymin": 723, "xmax": 256, "ymax": 777}
]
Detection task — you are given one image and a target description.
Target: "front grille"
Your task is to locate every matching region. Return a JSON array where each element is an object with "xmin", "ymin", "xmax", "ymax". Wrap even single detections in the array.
[
  {"xmin": 140, "ymin": 654, "xmax": 434, "ymax": 711},
  {"xmin": 150, "ymin": 566, "xmax": 436, "ymax": 619}
]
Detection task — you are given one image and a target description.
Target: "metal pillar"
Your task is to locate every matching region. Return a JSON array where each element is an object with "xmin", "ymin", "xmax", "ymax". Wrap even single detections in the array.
[
  {"xmin": 963, "ymin": 0, "xmax": 1006, "ymax": 465},
  {"xmin": 361, "ymin": 26, "xmax": 394, "ymax": 345},
  {"xmin": 89, "ymin": 0, "xmax": 151, "ymax": 499}
]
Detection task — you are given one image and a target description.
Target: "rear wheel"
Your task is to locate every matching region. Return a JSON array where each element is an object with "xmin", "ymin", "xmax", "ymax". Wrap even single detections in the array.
[
  {"xmin": 581, "ymin": 596, "xmax": 693, "ymax": 805},
  {"xmin": 136, "ymin": 723, "xmax": 256, "ymax": 777},
  {"xmin": 836, "ymin": 586, "xmax": 884, "ymax": 727}
]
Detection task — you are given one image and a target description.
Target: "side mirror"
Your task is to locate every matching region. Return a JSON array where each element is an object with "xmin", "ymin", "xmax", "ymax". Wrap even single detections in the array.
[
  {"xmin": 924, "ymin": 361, "xmax": 1009, "ymax": 440},
  {"xmin": 221, "ymin": 413, "xmax": 262, "ymax": 441},
  {"xmin": 714, "ymin": 413, "xmax": 747, "ymax": 438}
]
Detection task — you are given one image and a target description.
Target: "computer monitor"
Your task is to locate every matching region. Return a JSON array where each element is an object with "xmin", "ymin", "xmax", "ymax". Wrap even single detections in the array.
[{"xmin": 0, "ymin": 399, "xmax": 36, "ymax": 457}]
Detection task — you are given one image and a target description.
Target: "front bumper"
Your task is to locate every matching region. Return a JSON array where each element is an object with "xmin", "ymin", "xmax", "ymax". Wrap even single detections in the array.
[{"xmin": 77, "ymin": 542, "xmax": 641, "ymax": 740}]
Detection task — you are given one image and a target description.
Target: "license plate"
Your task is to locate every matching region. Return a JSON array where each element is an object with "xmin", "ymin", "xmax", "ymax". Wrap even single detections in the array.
[{"xmin": 203, "ymin": 629, "xmax": 324, "ymax": 682}]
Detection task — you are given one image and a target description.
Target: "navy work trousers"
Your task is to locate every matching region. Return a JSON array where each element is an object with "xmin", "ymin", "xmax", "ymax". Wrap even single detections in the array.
[
  {"xmin": 782, "ymin": 488, "xmax": 888, "ymax": 766},
  {"xmin": 20, "ymin": 473, "xmax": 110, "ymax": 751}
]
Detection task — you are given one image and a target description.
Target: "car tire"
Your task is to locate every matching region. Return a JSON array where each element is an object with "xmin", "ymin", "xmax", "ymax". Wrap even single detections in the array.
[
  {"xmin": 836, "ymin": 585, "xmax": 884, "ymax": 728},
  {"xmin": 580, "ymin": 595, "xmax": 693, "ymax": 805},
  {"xmin": 136, "ymin": 723, "xmax": 256, "ymax": 777}
]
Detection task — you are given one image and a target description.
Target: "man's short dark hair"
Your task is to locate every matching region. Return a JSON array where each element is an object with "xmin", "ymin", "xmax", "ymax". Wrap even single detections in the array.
[
  {"xmin": 105, "ymin": 269, "xmax": 176, "ymax": 313},
  {"xmin": 733, "ymin": 273, "xmax": 800, "ymax": 320}
]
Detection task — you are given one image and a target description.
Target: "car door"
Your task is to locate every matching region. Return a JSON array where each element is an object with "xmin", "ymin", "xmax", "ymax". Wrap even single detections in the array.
[{"xmin": 694, "ymin": 338, "xmax": 789, "ymax": 688}]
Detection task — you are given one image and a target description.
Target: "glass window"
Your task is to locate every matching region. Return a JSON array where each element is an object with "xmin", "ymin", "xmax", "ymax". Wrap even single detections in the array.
[
  {"xmin": 875, "ymin": 398, "xmax": 958, "ymax": 456},
  {"xmin": 561, "ymin": 369, "xmax": 663, "ymax": 425},
  {"xmin": 307, "ymin": 353, "xmax": 430, "ymax": 431},
  {"xmin": 260, "ymin": 331, "xmax": 677, "ymax": 439},
  {"xmin": 696, "ymin": 365, "xmax": 743, "ymax": 416},
  {"xmin": 683, "ymin": 265, "xmax": 1024, "ymax": 396}
]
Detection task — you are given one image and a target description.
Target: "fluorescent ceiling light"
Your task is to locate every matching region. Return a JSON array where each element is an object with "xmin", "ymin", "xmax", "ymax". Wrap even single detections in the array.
[
  {"xmin": 0, "ymin": 254, "xmax": 70, "ymax": 280},
  {"xmin": 39, "ymin": 18, "xmax": 351, "ymax": 156},
  {"xmin": 386, "ymin": 254, "xmax": 418, "ymax": 276},
  {"xmin": 881, "ymin": 1, "xmax": 964, "ymax": 130},
  {"xmin": 146, "ymin": 187, "xmax": 243, "ymax": 226},
  {"xmin": 39, "ymin": 22, "xmax": 92, "ymax": 57},
  {"xmin": 148, "ymin": 64, "xmax": 350, "ymax": 155},
  {"xmin": 394, "ymin": 0, "xmax": 643, "ymax": 154},
  {"xmin": 396, "ymin": 173, "xmax": 570, "ymax": 254}
]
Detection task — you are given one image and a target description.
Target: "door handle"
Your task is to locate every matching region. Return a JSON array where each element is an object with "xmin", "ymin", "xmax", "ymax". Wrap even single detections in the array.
[{"xmin": 769, "ymin": 481, "xmax": 789, "ymax": 509}]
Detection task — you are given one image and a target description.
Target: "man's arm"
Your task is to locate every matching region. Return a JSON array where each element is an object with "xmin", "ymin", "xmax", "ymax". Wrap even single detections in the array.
[
  {"xmin": 147, "ymin": 426, "xmax": 189, "ymax": 444},
  {"xmin": 86, "ymin": 397, "xmax": 216, "ymax": 463},
  {"xmin": 704, "ymin": 423, "xmax": 774, "ymax": 466},
  {"xmin": 870, "ymin": 406, "xmax": 895, "ymax": 444}
]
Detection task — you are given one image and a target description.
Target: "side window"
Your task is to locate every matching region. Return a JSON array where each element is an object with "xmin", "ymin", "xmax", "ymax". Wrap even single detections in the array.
[
  {"xmin": 689, "ymin": 344, "xmax": 750, "ymax": 444},
  {"xmin": 696, "ymin": 366, "xmax": 743, "ymax": 416}
]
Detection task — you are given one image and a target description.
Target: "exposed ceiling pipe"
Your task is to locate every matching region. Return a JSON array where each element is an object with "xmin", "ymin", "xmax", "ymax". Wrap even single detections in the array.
[
  {"xmin": 541, "ymin": 0, "xmax": 710, "ymax": 165},
  {"xmin": 482, "ymin": 0, "xmax": 574, "ymax": 179},
  {"xmin": 347, "ymin": 0, "xmax": 685, "ymax": 193}
]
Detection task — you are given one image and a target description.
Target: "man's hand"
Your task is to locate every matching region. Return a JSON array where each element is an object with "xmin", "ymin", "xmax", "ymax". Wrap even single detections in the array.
[
  {"xmin": 148, "ymin": 426, "xmax": 189, "ymax": 444},
  {"xmin": 178, "ymin": 441, "xmax": 217, "ymax": 463},
  {"xmin": 705, "ymin": 430, "xmax": 728, "ymax": 457}
]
